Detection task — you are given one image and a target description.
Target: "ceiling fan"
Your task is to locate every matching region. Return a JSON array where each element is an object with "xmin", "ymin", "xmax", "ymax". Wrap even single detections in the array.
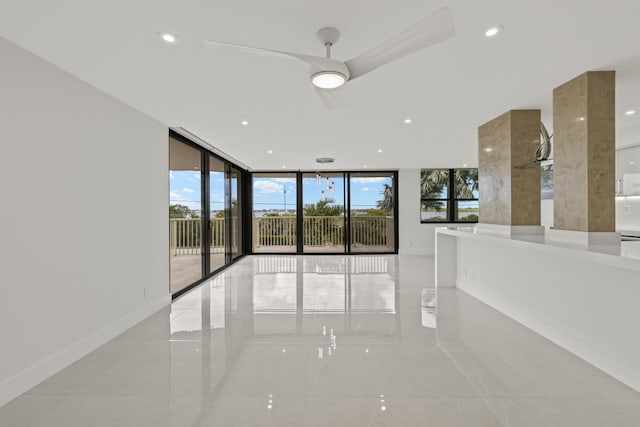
[{"xmin": 204, "ymin": 7, "xmax": 455, "ymax": 109}]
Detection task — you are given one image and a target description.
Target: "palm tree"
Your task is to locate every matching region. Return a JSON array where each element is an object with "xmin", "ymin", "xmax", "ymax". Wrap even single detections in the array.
[
  {"xmin": 376, "ymin": 183, "xmax": 393, "ymax": 212},
  {"xmin": 303, "ymin": 200, "xmax": 343, "ymax": 216},
  {"xmin": 421, "ymin": 169, "xmax": 449, "ymax": 196},
  {"xmin": 453, "ymin": 169, "xmax": 478, "ymax": 198},
  {"xmin": 420, "ymin": 169, "xmax": 449, "ymax": 212}
]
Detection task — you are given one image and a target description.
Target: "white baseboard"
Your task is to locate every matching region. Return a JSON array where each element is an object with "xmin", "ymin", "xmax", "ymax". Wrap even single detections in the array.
[
  {"xmin": 0, "ymin": 295, "xmax": 170, "ymax": 407},
  {"xmin": 457, "ymin": 278, "xmax": 640, "ymax": 392}
]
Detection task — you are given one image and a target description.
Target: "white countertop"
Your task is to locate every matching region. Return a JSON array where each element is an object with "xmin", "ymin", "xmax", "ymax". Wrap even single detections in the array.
[{"xmin": 436, "ymin": 226, "xmax": 640, "ymax": 273}]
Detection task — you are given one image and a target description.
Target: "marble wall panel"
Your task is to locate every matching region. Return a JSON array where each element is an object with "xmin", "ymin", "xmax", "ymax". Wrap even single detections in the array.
[
  {"xmin": 478, "ymin": 110, "xmax": 541, "ymax": 225},
  {"xmin": 553, "ymin": 71, "xmax": 615, "ymax": 232},
  {"xmin": 479, "ymin": 112, "xmax": 511, "ymax": 225},
  {"xmin": 511, "ymin": 110, "xmax": 541, "ymax": 225}
]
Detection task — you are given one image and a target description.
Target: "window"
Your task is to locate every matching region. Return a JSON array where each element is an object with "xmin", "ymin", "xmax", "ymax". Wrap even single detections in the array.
[
  {"xmin": 169, "ymin": 131, "xmax": 248, "ymax": 297},
  {"xmin": 420, "ymin": 168, "xmax": 478, "ymax": 223},
  {"xmin": 250, "ymin": 171, "xmax": 398, "ymax": 254},
  {"xmin": 252, "ymin": 173, "xmax": 298, "ymax": 253}
]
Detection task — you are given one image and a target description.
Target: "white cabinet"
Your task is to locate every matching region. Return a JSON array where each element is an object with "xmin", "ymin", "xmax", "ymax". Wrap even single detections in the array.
[{"xmin": 617, "ymin": 145, "xmax": 640, "ymax": 195}]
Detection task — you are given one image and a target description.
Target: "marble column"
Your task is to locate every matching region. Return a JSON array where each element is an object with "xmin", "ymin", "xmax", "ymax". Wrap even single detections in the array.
[
  {"xmin": 478, "ymin": 110, "xmax": 543, "ymax": 234},
  {"xmin": 552, "ymin": 71, "xmax": 617, "ymax": 244}
]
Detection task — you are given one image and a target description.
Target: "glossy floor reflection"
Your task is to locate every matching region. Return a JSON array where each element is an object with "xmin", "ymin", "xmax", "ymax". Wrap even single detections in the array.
[{"xmin": 2, "ymin": 255, "xmax": 640, "ymax": 426}]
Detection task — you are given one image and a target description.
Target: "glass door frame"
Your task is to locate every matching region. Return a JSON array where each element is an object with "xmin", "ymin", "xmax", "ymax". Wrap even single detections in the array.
[
  {"xmin": 169, "ymin": 130, "xmax": 251, "ymax": 299},
  {"xmin": 249, "ymin": 170, "xmax": 399, "ymax": 255},
  {"xmin": 300, "ymin": 171, "xmax": 348, "ymax": 254}
]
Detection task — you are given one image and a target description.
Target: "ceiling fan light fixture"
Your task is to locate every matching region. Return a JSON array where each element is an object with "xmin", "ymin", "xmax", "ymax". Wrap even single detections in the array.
[{"xmin": 311, "ymin": 71, "xmax": 346, "ymax": 89}]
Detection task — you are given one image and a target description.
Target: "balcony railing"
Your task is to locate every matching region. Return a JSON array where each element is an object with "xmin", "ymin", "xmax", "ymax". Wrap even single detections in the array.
[
  {"xmin": 169, "ymin": 218, "xmax": 226, "ymax": 256},
  {"xmin": 170, "ymin": 216, "xmax": 393, "ymax": 255},
  {"xmin": 252, "ymin": 216, "xmax": 393, "ymax": 248}
]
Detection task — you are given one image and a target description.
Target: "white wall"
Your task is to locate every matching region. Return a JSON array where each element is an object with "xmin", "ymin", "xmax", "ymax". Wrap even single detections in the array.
[
  {"xmin": 541, "ymin": 199, "xmax": 554, "ymax": 229},
  {"xmin": 398, "ymin": 168, "xmax": 456, "ymax": 256},
  {"xmin": 616, "ymin": 197, "xmax": 640, "ymax": 232},
  {"xmin": 0, "ymin": 37, "xmax": 170, "ymax": 405},
  {"xmin": 541, "ymin": 197, "xmax": 640, "ymax": 233}
]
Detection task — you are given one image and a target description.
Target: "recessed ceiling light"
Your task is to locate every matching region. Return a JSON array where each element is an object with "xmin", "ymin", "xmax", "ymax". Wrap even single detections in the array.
[
  {"xmin": 404, "ymin": 118, "xmax": 412, "ymax": 124},
  {"xmin": 485, "ymin": 25, "xmax": 503, "ymax": 37},
  {"xmin": 630, "ymin": 161, "xmax": 636, "ymax": 165},
  {"xmin": 241, "ymin": 120, "xmax": 249, "ymax": 126},
  {"xmin": 377, "ymin": 149, "xmax": 383, "ymax": 153},
  {"xmin": 282, "ymin": 165, "xmax": 286, "ymax": 169},
  {"xmin": 363, "ymin": 165, "xmax": 368, "ymax": 168},
  {"xmin": 626, "ymin": 110, "xmax": 636, "ymax": 116},
  {"xmin": 159, "ymin": 32, "xmax": 177, "ymax": 43},
  {"xmin": 267, "ymin": 150, "xmax": 273, "ymax": 154},
  {"xmin": 463, "ymin": 164, "xmax": 468, "ymax": 167}
]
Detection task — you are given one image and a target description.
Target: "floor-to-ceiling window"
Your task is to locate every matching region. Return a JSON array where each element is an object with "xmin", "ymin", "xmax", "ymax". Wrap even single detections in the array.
[
  {"xmin": 230, "ymin": 167, "xmax": 243, "ymax": 260},
  {"xmin": 209, "ymin": 155, "xmax": 226, "ymax": 272},
  {"xmin": 250, "ymin": 171, "xmax": 398, "ymax": 254},
  {"xmin": 302, "ymin": 172, "xmax": 346, "ymax": 253},
  {"xmin": 252, "ymin": 173, "xmax": 297, "ymax": 253},
  {"xmin": 169, "ymin": 137, "xmax": 204, "ymax": 294},
  {"xmin": 169, "ymin": 132, "xmax": 248, "ymax": 296},
  {"xmin": 349, "ymin": 172, "xmax": 396, "ymax": 253}
]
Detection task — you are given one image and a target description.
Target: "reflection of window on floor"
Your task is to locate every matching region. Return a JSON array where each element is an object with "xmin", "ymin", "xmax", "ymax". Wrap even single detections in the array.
[
  {"xmin": 251, "ymin": 257, "xmax": 396, "ymax": 315},
  {"xmin": 170, "ymin": 275, "xmax": 226, "ymax": 336},
  {"xmin": 253, "ymin": 274, "xmax": 297, "ymax": 312}
]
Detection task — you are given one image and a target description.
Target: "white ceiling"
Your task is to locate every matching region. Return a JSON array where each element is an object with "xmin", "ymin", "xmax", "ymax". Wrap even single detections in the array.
[{"xmin": 2, "ymin": 0, "xmax": 640, "ymax": 170}]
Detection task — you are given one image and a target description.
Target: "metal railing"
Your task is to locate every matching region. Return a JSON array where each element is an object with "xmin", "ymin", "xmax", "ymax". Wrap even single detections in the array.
[
  {"xmin": 170, "ymin": 216, "xmax": 393, "ymax": 255},
  {"xmin": 169, "ymin": 218, "xmax": 226, "ymax": 256},
  {"xmin": 252, "ymin": 215, "xmax": 393, "ymax": 248}
]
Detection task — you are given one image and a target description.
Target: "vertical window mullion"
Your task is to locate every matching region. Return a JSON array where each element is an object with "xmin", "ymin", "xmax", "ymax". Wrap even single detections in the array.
[
  {"xmin": 449, "ymin": 168, "xmax": 455, "ymax": 222},
  {"xmin": 201, "ymin": 151, "xmax": 210, "ymax": 277}
]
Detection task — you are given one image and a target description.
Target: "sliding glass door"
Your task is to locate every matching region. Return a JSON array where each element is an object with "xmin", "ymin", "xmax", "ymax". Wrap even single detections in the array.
[
  {"xmin": 169, "ymin": 132, "xmax": 247, "ymax": 296},
  {"xmin": 169, "ymin": 137, "xmax": 203, "ymax": 294},
  {"xmin": 349, "ymin": 172, "xmax": 396, "ymax": 253},
  {"xmin": 230, "ymin": 167, "xmax": 243, "ymax": 260},
  {"xmin": 209, "ymin": 156, "xmax": 226, "ymax": 272},
  {"xmin": 249, "ymin": 171, "xmax": 397, "ymax": 254},
  {"xmin": 252, "ymin": 173, "xmax": 297, "ymax": 253},
  {"xmin": 302, "ymin": 172, "xmax": 346, "ymax": 253}
]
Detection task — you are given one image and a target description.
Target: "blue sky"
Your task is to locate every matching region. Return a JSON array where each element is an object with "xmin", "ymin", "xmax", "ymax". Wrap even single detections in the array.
[
  {"xmin": 252, "ymin": 175, "xmax": 393, "ymax": 211},
  {"xmin": 169, "ymin": 170, "xmax": 226, "ymax": 211},
  {"xmin": 170, "ymin": 172, "xmax": 393, "ymax": 212}
]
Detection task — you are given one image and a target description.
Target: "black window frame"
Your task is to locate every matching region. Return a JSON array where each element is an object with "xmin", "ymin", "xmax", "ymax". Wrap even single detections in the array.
[
  {"xmin": 169, "ymin": 130, "xmax": 251, "ymax": 299},
  {"xmin": 248, "ymin": 170, "xmax": 399, "ymax": 255},
  {"xmin": 420, "ymin": 168, "xmax": 478, "ymax": 224}
]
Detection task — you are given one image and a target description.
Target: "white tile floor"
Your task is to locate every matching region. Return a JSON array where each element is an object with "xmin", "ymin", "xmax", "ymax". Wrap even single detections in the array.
[{"xmin": 1, "ymin": 255, "xmax": 640, "ymax": 426}]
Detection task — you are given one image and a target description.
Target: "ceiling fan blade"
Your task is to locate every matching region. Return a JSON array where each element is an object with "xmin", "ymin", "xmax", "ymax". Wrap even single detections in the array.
[
  {"xmin": 315, "ymin": 87, "xmax": 348, "ymax": 110},
  {"xmin": 204, "ymin": 40, "xmax": 334, "ymax": 69},
  {"xmin": 345, "ymin": 7, "xmax": 455, "ymax": 80}
]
